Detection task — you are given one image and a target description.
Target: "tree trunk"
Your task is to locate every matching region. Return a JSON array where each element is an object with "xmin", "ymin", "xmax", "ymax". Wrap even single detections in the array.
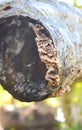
[{"xmin": 0, "ymin": 0, "xmax": 82, "ymax": 102}]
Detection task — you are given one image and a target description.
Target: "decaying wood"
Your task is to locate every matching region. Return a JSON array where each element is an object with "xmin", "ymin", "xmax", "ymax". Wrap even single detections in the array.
[
  {"xmin": 33, "ymin": 24, "xmax": 63, "ymax": 96},
  {"xmin": 0, "ymin": 0, "xmax": 82, "ymax": 102},
  {"xmin": 33, "ymin": 24, "xmax": 71, "ymax": 97}
]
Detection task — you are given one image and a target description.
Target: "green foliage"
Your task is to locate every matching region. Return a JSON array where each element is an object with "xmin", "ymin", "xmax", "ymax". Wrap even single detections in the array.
[
  {"xmin": 10, "ymin": 128, "xmax": 16, "ymax": 130},
  {"xmin": 73, "ymin": 0, "xmax": 82, "ymax": 9},
  {"xmin": 0, "ymin": 84, "xmax": 12, "ymax": 106},
  {"xmin": 45, "ymin": 97, "xmax": 60, "ymax": 108},
  {"xmin": 71, "ymin": 82, "xmax": 82, "ymax": 105},
  {"xmin": 72, "ymin": 123, "xmax": 82, "ymax": 130}
]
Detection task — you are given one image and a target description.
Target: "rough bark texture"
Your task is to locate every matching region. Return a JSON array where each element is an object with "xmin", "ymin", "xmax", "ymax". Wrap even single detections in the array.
[{"xmin": 0, "ymin": 0, "xmax": 82, "ymax": 102}]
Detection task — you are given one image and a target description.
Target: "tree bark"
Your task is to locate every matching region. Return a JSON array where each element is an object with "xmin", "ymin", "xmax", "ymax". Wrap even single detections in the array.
[{"xmin": 0, "ymin": 0, "xmax": 82, "ymax": 102}]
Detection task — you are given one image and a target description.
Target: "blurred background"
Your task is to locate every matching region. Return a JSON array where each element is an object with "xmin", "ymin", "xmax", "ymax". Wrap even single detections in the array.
[{"xmin": 0, "ymin": 0, "xmax": 82, "ymax": 130}]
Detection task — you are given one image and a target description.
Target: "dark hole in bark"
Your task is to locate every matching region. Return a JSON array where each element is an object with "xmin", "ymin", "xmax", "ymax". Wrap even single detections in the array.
[
  {"xmin": 0, "ymin": 15, "xmax": 53, "ymax": 101},
  {"xmin": 3, "ymin": 6, "xmax": 12, "ymax": 11},
  {"xmin": 0, "ymin": 15, "xmax": 51, "ymax": 84}
]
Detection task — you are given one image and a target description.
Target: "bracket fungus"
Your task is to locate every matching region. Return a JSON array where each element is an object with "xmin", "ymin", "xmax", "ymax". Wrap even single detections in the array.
[{"xmin": 0, "ymin": 0, "xmax": 82, "ymax": 102}]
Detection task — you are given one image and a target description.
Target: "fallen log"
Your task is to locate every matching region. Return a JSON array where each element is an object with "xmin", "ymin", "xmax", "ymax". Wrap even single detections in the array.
[{"xmin": 0, "ymin": 0, "xmax": 82, "ymax": 102}]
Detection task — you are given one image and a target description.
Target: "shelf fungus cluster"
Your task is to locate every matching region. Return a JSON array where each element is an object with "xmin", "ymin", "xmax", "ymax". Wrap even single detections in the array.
[{"xmin": 0, "ymin": 0, "xmax": 82, "ymax": 102}]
